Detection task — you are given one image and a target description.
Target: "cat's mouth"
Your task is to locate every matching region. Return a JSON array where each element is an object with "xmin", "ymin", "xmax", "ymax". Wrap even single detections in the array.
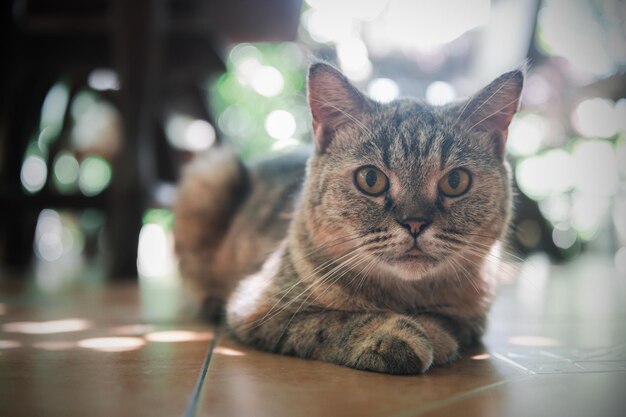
[
  {"xmin": 394, "ymin": 248, "xmax": 433, "ymax": 263},
  {"xmin": 404, "ymin": 247, "xmax": 424, "ymax": 256}
]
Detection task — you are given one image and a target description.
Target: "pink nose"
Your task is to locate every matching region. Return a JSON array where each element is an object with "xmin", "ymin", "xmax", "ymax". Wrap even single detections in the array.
[{"xmin": 398, "ymin": 217, "xmax": 432, "ymax": 238}]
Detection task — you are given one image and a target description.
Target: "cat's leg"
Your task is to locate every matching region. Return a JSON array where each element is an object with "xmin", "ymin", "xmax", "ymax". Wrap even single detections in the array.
[{"xmin": 228, "ymin": 310, "xmax": 462, "ymax": 374}]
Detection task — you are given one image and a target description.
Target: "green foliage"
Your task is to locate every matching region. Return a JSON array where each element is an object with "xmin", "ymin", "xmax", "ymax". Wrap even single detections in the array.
[{"xmin": 209, "ymin": 43, "xmax": 310, "ymax": 162}]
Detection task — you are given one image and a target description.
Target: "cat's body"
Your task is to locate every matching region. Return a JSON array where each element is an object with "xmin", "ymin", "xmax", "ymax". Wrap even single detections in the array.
[{"xmin": 174, "ymin": 63, "xmax": 523, "ymax": 374}]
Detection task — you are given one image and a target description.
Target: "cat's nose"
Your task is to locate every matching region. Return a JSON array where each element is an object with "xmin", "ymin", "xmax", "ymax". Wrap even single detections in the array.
[{"xmin": 398, "ymin": 217, "xmax": 432, "ymax": 238}]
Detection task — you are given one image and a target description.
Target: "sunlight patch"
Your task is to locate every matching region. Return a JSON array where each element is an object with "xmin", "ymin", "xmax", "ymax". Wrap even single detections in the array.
[
  {"xmin": 78, "ymin": 337, "xmax": 145, "ymax": 352},
  {"xmin": 3, "ymin": 319, "xmax": 91, "ymax": 334},
  {"xmin": 145, "ymin": 330, "xmax": 213, "ymax": 343}
]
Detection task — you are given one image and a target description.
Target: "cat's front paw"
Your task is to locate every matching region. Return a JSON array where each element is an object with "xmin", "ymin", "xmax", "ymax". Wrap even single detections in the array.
[
  {"xmin": 351, "ymin": 332, "xmax": 432, "ymax": 374},
  {"xmin": 348, "ymin": 317, "xmax": 442, "ymax": 374}
]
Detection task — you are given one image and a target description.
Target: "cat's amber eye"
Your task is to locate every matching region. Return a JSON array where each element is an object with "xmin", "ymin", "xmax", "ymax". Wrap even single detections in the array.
[
  {"xmin": 439, "ymin": 169, "xmax": 471, "ymax": 197},
  {"xmin": 354, "ymin": 166, "xmax": 389, "ymax": 196}
]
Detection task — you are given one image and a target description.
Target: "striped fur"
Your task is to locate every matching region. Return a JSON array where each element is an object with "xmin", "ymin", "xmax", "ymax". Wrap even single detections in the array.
[{"xmin": 174, "ymin": 63, "xmax": 523, "ymax": 373}]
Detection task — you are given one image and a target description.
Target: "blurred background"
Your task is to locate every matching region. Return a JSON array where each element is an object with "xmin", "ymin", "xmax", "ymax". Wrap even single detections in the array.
[{"xmin": 1, "ymin": 0, "xmax": 625, "ymax": 297}]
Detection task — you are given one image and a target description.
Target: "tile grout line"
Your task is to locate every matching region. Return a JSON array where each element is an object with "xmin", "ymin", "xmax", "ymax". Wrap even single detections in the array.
[{"xmin": 182, "ymin": 326, "xmax": 222, "ymax": 417}]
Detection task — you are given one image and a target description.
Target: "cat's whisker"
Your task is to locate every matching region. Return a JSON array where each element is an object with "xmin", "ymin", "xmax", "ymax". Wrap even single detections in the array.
[
  {"xmin": 436, "ymin": 240, "xmax": 525, "ymax": 285},
  {"xmin": 250, "ymin": 246, "xmax": 367, "ymax": 329},
  {"xmin": 467, "ymin": 96, "xmax": 521, "ymax": 133},
  {"xmin": 452, "ymin": 90, "xmax": 479, "ymax": 128},
  {"xmin": 270, "ymin": 251, "xmax": 374, "ymax": 348},
  {"xmin": 249, "ymin": 248, "xmax": 371, "ymax": 330},
  {"xmin": 445, "ymin": 252, "xmax": 483, "ymax": 295},
  {"xmin": 460, "ymin": 79, "xmax": 511, "ymax": 126},
  {"xmin": 446, "ymin": 257, "xmax": 468, "ymax": 291},
  {"xmin": 282, "ymin": 250, "xmax": 375, "ymax": 323},
  {"xmin": 349, "ymin": 256, "xmax": 376, "ymax": 296},
  {"xmin": 453, "ymin": 245, "xmax": 537, "ymax": 290},
  {"xmin": 290, "ymin": 227, "xmax": 389, "ymax": 267},
  {"xmin": 435, "ymin": 236, "xmax": 500, "ymax": 265},
  {"xmin": 438, "ymin": 238, "xmax": 520, "ymax": 271},
  {"xmin": 358, "ymin": 257, "xmax": 381, "ymax": 293},
  {"xmin": 277, "ymin": 235, "xmax": 373, "ymax": 297},
  {"xmin": 306, "ymin": 251, "xmax": 373, "ymax": 307},
  {"xmin": 455, "ymin": 238, "xmax": 526, "ymax": 264},
  {"xmin": 437, "ymin": 230, "xmax": 525, "ymax": 264}
]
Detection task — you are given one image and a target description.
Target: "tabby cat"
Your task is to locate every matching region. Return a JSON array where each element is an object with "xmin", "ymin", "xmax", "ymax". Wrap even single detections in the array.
[{"xmin": 173, "ymin": 62, "xmax": 523, "ymax": 374}]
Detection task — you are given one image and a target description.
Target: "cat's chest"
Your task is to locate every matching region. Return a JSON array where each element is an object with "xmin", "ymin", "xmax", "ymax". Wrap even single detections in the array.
[{"xmin": 332, "ymin": 274, "xmax": 491, "ymax": 318}]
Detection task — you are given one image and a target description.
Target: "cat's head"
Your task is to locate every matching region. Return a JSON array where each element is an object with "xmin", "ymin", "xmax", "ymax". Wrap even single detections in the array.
[{"xmin": 300, "ymin": 63, "xmax": 523, "ymax": 281}]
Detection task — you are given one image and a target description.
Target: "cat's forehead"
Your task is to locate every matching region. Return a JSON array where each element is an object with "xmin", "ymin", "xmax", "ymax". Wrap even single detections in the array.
[{"xmin": 362, "ymin": 99, "xmax": 473, "ymax": 170}]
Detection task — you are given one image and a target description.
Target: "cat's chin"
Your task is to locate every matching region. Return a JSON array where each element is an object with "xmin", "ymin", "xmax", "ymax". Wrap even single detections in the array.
[{"xmin": 377, "ymin": 255, "xmax": 439, "ymax": 281}]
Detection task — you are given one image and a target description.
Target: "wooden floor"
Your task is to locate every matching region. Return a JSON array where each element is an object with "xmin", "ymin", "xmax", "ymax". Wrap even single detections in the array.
[{"xmin": 1, "ymin": 253, "xmax": 624, "ymax": 417}]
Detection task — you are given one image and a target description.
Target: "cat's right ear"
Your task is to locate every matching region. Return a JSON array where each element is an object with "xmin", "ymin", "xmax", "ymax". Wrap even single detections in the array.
[{"xmin": 308, "ymin": 63, "xmax": 372, "ymax": 153}]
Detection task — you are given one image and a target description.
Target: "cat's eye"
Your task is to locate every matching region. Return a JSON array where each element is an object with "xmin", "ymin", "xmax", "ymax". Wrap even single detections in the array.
[
  {"xmin": 354, "ymin": 166, "xmax": 389, "ymax": 196},
  {"xmin": 439, "ymin": 169, "xmax": 471, "ymax": 197}
]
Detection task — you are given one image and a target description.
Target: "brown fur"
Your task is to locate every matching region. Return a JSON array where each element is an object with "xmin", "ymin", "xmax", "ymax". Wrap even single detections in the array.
[{"xmin": 174, "ymin": 63, "xmax": 523, "ymax": 373}]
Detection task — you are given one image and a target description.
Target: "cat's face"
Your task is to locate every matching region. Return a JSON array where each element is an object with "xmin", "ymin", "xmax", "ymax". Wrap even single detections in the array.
[{"xmin": 303, "ymin": 63, "xmax": 523, "ymax": 281}]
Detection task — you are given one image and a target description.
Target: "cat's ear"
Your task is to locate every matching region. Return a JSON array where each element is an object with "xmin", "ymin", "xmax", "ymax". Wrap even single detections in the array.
[
  {"xmin": 308, "ymin": 63, "xmax": 372, "ymax": 153},
  {"xmin": 457, "ymin": 69, "xmax": 524, "ymax": 157}
]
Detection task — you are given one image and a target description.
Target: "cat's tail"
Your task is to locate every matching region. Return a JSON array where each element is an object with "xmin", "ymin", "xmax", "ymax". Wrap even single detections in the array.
[{"xmin": 173, "ymin": 146, "xmax": 248, "ymax": 320}]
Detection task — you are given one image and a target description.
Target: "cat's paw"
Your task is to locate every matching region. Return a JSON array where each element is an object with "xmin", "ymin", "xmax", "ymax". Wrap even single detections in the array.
[
  {"xmin": 351, "ymin": 333, "xmax": 432, "ymax": 374},
  {"xmin": 348, "ymin": 317, "xmax": 439, "ymax": 374},
  {"xmin": 417, "ymin": 316, "xmax": 461, "ymax": 365}
]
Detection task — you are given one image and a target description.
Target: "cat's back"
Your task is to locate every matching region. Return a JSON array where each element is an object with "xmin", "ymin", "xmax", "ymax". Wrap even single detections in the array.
[{"xmin": 213, "ymin": 147, "xmax": 310, "ymax": 277}]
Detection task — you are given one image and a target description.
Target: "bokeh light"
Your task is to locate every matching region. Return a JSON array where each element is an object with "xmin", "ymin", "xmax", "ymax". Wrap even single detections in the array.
[
  {"xmin": 516, "ymin": 149, "xmax": 575, "ymax": 201},
  {"xmin": 39, "ymin": 82, "xmax": 70, "ymax": 144},
  {"xmin": 571, "ymin": 140, "xmax": 618, "ymax": 197},
  {"xmin": 166, "ymin": 115, "xmax": 216, "ymax": 152},
  {"xmin": 425, "ymin": 81, "xmax": 456, "ymax": 105},
  {"xmin": 87, "ymin": 68, "xmax": 120, "ymax": 91},
  {"xmin": 218, "ymin": 105, "xmax": 257, "ymax": 139},
  {"xmin": 552, "ymin": 223, "xmax": 577, "ymax": 250},
  {"xmin": 265, "ymin": 110, "xmax": 297, "ymax": 140},
  {"xmin": 71, "ymin": 93, "xmax": 121, "ymax": 157},
  {"xmin": 136, "ymin": 214, "xmax": 178, "ymax": 284},
  {"xmin": 507, "ymin": 113, "xmax": 547, "ymax": 157},
  {"xmin": 251, "ymin": 65, "xmax": 284, "ymax": 97},
  {"xmin": 572, "ymin": 98, "xmax": 622, "ymax": 138},
  {"xmin": 34, "ymin": 209, "xmax": 65, "ymax": 262},
  {"xmin": 53, "ymin": 151, "xmax": 80, "ymax": 192},
  {"xmin": 367, "ymin": 78, "xmax": 399, "ymax": 103},
  {"xmin": 302, "ymin": 9, "xmax": 353, "ymax": 44},
  {"xmin": 20, "ymin": 155, "xmax": 47, "ymax": 193},
  {"xmin": 78, "ymin": 156, "xmax": 112, "ymax": 196},
  {"xmin": 337, "ymin": 37, "xmax": 372, "ymax": 81}
]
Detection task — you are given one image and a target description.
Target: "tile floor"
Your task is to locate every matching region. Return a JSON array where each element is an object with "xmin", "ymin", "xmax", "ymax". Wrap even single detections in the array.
[{"xmin": 0, "ymin": 253, "xmax": 624, "ymax": 417}]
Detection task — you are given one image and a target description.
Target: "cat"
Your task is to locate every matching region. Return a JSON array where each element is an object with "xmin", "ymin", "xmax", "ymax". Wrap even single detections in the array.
[{"xmin": 173, "ymin": 62, "xmax": 524, "ymax": 374}]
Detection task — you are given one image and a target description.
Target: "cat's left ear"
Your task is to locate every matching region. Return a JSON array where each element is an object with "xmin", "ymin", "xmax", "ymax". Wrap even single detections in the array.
[{"xmin": 457, "ymin": 69, "xmax": 524, "ymax": 158}]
